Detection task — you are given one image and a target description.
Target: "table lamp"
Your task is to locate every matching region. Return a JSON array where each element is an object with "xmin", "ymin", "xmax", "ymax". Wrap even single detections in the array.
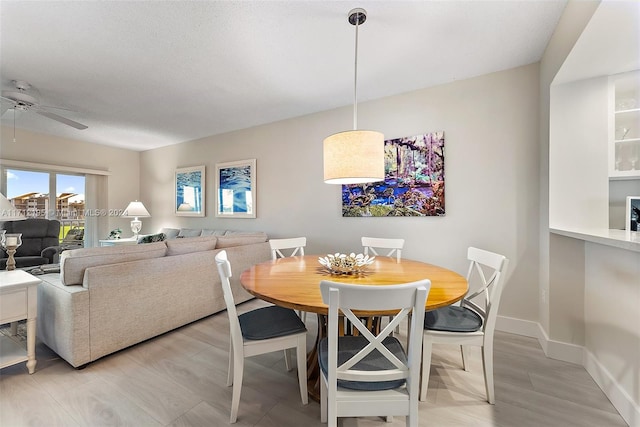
[
  {"xmin": 121, "ymin": 200, "xmax": 150, "ymax": 239},
  {"xmin": 1, "ymin": 193, "xmax": 26, "ymax": 270}
]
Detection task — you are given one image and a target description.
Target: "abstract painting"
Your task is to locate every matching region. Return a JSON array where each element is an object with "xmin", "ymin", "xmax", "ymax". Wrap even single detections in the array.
[
  {"xmin": 215, "ymin": 159, "xmax": 256, "ymax": 218},
  {"xmin": 175, "ymin": 166, "xmax": 205, "ymax": 217},
  {"xmin": 342, "ymin": 132, "xmax": 445, "ymax": 217}
]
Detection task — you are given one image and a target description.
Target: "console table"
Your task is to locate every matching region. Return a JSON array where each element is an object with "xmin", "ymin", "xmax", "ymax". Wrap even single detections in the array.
[
  {"xmin": 0, "ymin": 269, "xmax": 41, "ymax": 374},
  {"xmin": 99, "ymin": 237, "xmax": 138, "ymax": 247}
]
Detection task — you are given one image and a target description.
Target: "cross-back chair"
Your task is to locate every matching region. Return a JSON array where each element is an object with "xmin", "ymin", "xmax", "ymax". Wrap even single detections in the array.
[
  {"xmin": 419, "ymin": 247, "xmax": 509, "ymax": 404},
  {"xmin": 215, "ymin": 250, "xmax": 308, "ymax": 423},
  {"xmin": 361, "ymin": 236, "xmax": 405, "ymax": 262},
  {"xmin": 319, "ymin": 279, "xmax": 430, "ymax": 427},
  {"xmin": 362, "ymin": 236, "xmax": 406, "ymax": 333},
  {"xmin": 269, "ymin": 237, "xmax": 308, "ymax": 322},
  {"xmin": 269, "ymin": 236, "xmax": 306, "ymax": 259}
]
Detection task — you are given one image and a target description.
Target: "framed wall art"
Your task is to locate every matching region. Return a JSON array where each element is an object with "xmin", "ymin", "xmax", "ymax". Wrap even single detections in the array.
[
  {"xmin": 342, "ymin": 132, "xmax": 445, "ymax": 217},
  {"xmin": 175, "ymin": 166, "xmax": 205, "ymax": 217},
  {"xmin": 626, "ymin": 196, "xmax": 640, "ymax": 232},
  {"xmin": 215, "ymin": 159, "xmax": 256, "ymax": 218}
]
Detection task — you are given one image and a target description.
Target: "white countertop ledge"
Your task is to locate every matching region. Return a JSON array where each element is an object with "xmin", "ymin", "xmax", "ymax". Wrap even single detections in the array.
[{"xmin": 550, "ymin": 228, "xmax": 640, "ymax": 252}]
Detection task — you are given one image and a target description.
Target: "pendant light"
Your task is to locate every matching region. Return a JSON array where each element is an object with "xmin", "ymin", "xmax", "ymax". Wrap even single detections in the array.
[{"xmin": 323, "ymin": 8, "xmax": 384, "ymax": 185}]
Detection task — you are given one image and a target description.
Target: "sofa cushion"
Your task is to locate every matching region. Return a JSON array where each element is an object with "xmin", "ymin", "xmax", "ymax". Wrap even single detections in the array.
[
  {"xmin": 166, "ymin": 236, "xmax": 218, "ymax": 256},
  {"xmin": 215, "ymin": 233, "xmax": 268, "ymax": 248},
  {"xmin": 1, "ymin": 218, "xmax": 60, "ymax": 257},
  {"xmin": 200, "ymin": 229, "xmax": 227, "ymax": 236},
  {"xmin": 60, "ymin": 242, "xmax": 167, "ymax": 286},
  {"xmin": 160, "ymin": 228, "xmax": 180, "ymax": 239},
  {"xmin": 177, "ymin": 228, "xmax": 203, "ymax": 238},
  {"xmin": 224, "ymin": 230, "xmax": 262, "ymax": 235},
  {"xmin": 0, "ymin": 256, "xmax": 48, "ymax": 269}
]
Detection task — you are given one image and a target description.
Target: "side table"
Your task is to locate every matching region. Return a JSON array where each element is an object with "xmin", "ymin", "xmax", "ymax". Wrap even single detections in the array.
[
  {"xmin": 0, "ymin": 270, "xmax": 41, "ymax": 374},
  {"xmin": 99, "ymin": 237, "xmax": 138, "ymax": 247}
]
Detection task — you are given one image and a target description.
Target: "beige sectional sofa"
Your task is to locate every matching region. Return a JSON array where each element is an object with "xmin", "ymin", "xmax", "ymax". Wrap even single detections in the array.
[{"xmin": 37, "ymin": 229, "xmax": 271, "ymax": 368}]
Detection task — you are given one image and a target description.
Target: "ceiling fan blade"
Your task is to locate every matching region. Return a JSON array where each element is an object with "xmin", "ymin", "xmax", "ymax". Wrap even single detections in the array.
[
  {"xmin": 35, "ymin": 110, "xmax": 88, "ymax": 130},
  {"xmin": 39, "ymin": 104, "xmax": 77, "ymax": 112},
  {"xmin": 1, "ymin": 103, "xmax": 8, "ymax": 116},
  {"xmin": 0, "ymin": 96, "xmax": 18, "ymax": 106}
]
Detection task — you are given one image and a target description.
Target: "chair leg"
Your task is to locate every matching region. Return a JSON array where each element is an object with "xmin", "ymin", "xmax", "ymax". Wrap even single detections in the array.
[
  {"xmin": 227, "ymin": 341, "xmax": 234, "ymax": 386},
  {"xmin": 328, "ymin": 386, "xmax": 337, "ymax": 427},
  {"xmin": 419, "ymin": 335, "xmax": 433, "ymax": 402},
  {"xmin": 407, "ymin": 397, "xmax": 418, "ymax": 427},
  {"xmin": 482, "ymin": 342, "xmax": 495, "ymax": 404},
  {"xmin": 297, "ymin": 336, "xmax": 308, "ymax": 405},
  {"xmin": 230, "ymin": 356, "xmax": 244, "ymax": 423},
  {"xmin": 320, "ymin": 375, "xmax": 327, "ymax": 423},
  {"xmin": 461, "ymin": 345, "xmax": 470, "ymax": 371},
  {"xmin": 284, "ymin": 348, "xmax": 292, "ymax": 371}
]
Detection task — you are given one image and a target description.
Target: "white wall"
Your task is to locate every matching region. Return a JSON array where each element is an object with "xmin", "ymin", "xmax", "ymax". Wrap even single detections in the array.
[
  {"xmin": 544, "ymin": 1, "xmax": 640, "ymax": 424},
  {"xmin": 549, "ymin": 76, "xmax": 610, "ymax": 230},
  {"xmin": 584, "ymin": 243, "xmax": 640, "ymax": 426},
  {"xmin": 539, "ymin": 0, "xmax": 600, "ymax": 340},
  {"xmin": 0, "ymin": 126, "xmax": 140, "ymax": 233},
  {"xmin": 141, "ymin": 63, "xmax": 541, "ymax": 322}
]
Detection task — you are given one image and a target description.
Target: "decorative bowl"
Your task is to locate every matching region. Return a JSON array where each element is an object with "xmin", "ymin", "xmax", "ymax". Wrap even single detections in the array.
[{"xmin": 318, "ymin": 253, "xmax": 375, "ymax": 275}]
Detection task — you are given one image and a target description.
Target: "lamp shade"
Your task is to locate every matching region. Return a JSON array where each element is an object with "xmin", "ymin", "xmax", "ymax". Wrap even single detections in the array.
[
  {"xmin": 323, "ymin": 130, "xmax": 385, "ymax": 184},
  {"xmin": 122, "ymin": 201, "xmax": 150, "ymax": 218},
  {"xmin": 0, "ymin": 194, "xmax": 26, "ymax": 220}
]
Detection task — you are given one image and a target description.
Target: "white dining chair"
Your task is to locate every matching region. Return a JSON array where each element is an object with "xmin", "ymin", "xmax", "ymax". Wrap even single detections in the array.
[
  {"xmin": 419, "ymin": 247, "xmax": 509, "ymax": 404},
  {"xmin": 361, "ymin": 236, "xmax": 405, "ymax": 261},
  {"xmin": 319, "ymin": 279, "xmax": 430, "ymax": 427},
  {"xmin": 269, "ymin": 237, "xmax": 308, "ymax": 323},
  {"xmin": 214, "ymin": 250, "xmax": 308, "ymax": 423},
  {"xmin": 362, "ymin": 236, "xmax": 406, "ymax": 333}
]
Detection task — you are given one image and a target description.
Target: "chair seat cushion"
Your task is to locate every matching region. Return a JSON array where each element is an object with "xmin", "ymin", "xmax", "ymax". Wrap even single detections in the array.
[
  {"xmin": 239, "ymin": 305, "xmax": 306, "ymax": 340},
  {"xmin": 318, "ymin": 335, "xmax": 407, "ymax": 391},
  {"xmin": 424, "ymin": 305, "xmax": 482, "ymax": 332}
]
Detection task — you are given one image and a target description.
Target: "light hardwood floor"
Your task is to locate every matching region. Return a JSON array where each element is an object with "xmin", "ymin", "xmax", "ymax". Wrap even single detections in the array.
[{"xmin": 0, "ymin": 299, "xmax": 628, "ymax": 426}]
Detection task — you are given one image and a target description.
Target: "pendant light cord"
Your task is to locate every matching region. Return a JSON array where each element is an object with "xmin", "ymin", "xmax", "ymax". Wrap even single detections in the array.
[{"xmin": 353, "ymin": 16, "xmax": 359, "ymax": 131}]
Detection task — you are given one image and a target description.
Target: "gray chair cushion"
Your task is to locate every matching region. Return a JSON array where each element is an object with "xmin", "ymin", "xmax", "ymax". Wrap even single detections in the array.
[
  {"xmin": 238, "ymin": 306, "xmax": 306, "ymax": 340},
  {"xmin": 318, "ymin": 335, "xmax": 407, "ymax": 391},
  {"xmin": 424, "ymin": 306, "xmax": 483, "ymax": 332}
]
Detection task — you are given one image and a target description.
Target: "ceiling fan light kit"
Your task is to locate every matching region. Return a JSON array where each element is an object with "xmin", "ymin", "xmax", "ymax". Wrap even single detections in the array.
[
  {"xmin": 323, "ymin": 7, "xmax": 385, "ymax": 185},
  {"xmin": 0, "ymin": 79, "xmax": 88, "ymax": 131}
]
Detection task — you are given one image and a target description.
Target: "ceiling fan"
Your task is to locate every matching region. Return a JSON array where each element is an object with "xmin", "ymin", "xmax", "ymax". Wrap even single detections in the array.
[{"xmin": 0, "ymin": 80, "xmax": 88, "ymax": 130}]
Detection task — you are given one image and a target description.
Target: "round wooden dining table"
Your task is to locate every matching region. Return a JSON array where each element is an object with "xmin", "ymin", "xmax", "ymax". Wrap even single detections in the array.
[{"xmin": 239, "ymin": 255, "xmax": 468, "ymax": 401}]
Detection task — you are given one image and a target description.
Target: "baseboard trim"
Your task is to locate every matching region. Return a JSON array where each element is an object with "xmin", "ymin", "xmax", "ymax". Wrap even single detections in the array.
[
  {"xmin": 497, "ymin": 315, "xmax": 638, "ymax": 427},
  {"xmin": 495, "ymin": 315, "xmax": 540, "ymax": 338},
  {"xmin": 584, "ymin": 349, "xmax": 640, "ymax": 427},
  {"xmin": 496, "ymin": 315, "xmax": 583, "ymax": 363}
]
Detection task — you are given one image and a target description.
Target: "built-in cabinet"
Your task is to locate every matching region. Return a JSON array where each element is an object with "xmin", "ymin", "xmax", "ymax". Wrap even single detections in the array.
[{"xmin": 609, "ymin": 72, "xmax": 640, "ymax": 179}]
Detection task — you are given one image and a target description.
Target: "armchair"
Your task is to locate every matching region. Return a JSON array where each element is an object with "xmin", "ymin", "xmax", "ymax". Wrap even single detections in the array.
[{"xmin": 0, "ymin": 218, "xmax": 61, "ymax": 268}]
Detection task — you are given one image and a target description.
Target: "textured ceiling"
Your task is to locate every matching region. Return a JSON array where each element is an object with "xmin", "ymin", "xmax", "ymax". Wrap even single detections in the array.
[{"xmin": 0, "ymin": 1, "xmax": 567, "ymax": 151}]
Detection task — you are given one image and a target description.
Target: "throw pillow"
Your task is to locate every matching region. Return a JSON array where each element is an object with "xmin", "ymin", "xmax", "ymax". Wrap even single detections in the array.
[
  {"xmin": 178, "ymin": 228, "xmax": 203, "ymax": 238},
  {"xmin": 160, "ymin": 227, "xmax": 180, "ymax": 239},
  {"xmin": 137, "ymin": 232, "xmax": 166, "ymax": 244}
]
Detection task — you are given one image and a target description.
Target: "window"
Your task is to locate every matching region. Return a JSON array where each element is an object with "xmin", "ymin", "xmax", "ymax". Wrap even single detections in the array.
[{"xmin": 2, "ymin": 168, "xmax": 86, "ymax": 243}]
